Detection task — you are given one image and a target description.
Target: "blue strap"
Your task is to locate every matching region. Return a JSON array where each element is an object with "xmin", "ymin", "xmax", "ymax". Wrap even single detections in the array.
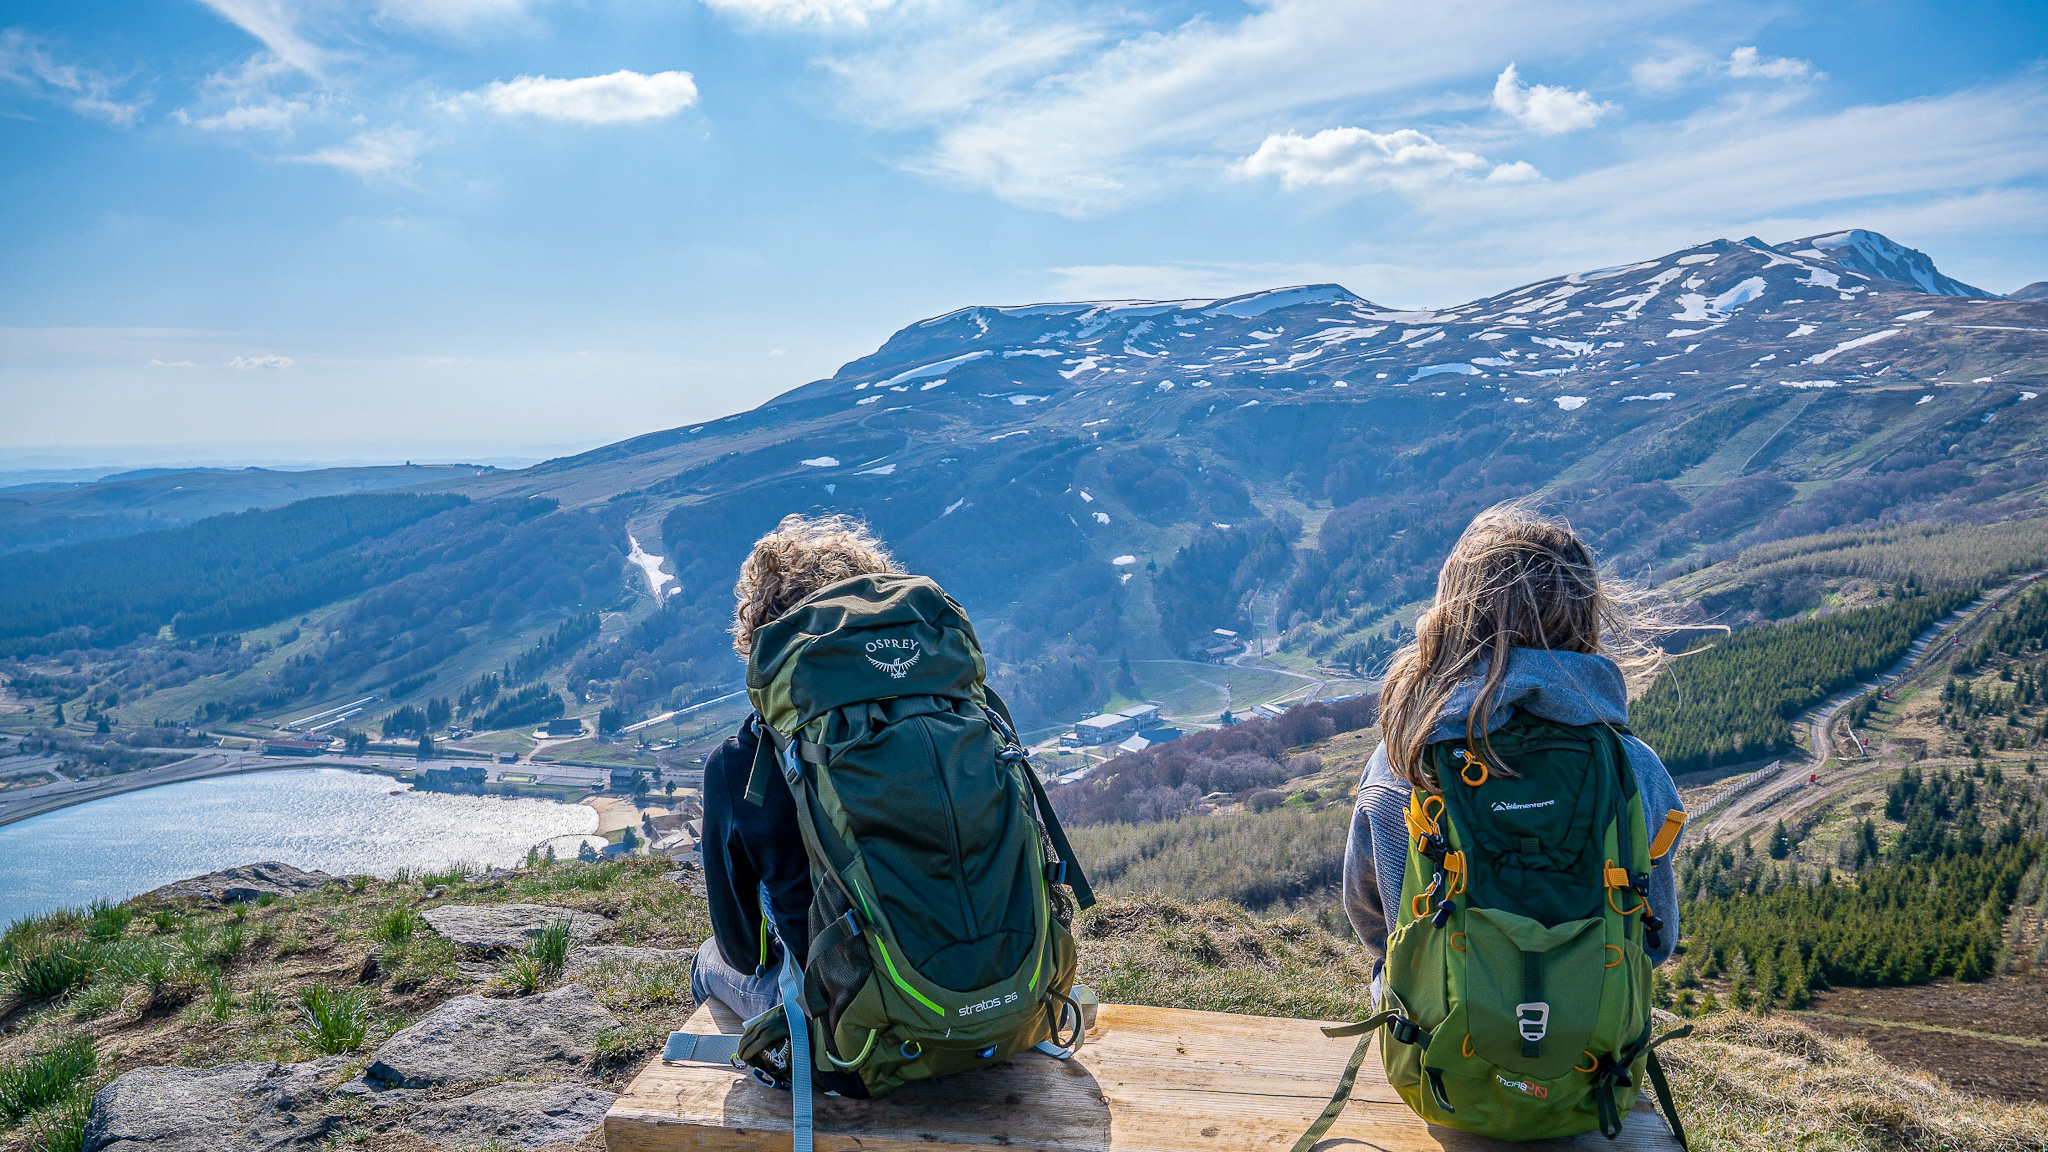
[{"xmin": 765, "ymin": 884, "xmax": 813, "ymax": 1152}]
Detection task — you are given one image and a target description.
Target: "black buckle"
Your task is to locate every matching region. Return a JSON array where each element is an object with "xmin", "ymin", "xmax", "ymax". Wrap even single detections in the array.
[
  {"xmin": 1419, "ymin": 833, "xmax": 1447, "ymax": 864},
  {"xmin": 1046, "ymin": 860, "xmax": 1069, "ymax": 886},
  {"xmin": 839, "ymin": 907, "xmax": 866, "ymax": 936},
  {"xmin": 1389, "ymin": 1016, "xmax": 1423, "ymax": 1047}
]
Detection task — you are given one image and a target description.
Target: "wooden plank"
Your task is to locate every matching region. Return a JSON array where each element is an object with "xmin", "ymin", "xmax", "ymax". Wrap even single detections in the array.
[{"xmin": 605, "ymin": 1003, "xmax": 1683, "ymax": 1152}]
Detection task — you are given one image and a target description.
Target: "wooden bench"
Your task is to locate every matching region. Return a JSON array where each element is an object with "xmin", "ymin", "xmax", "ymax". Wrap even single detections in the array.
[{"xmin": 604, "ymin": 1002, "xmax": 1685, "ymax": 1151}]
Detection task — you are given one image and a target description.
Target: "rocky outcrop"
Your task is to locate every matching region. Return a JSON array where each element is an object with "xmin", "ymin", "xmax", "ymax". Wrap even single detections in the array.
[
  {"xmin": 420, "ymin": 903, "xmax": 611, "ymax": 953},
  {"xmin": 405, "ymin": 1082, "xmax": 616, "ymax": 1148},
  {"xmin": 83, "ymin": 1058, "xmax": 349, "ymax": 1152},
  {"xmin": 562, "ymin": 945, "xmax": 691, "ymax": 979},
  {"xmin": 361, "ymin": 984, "xmax": 619, "ymax": 1089},
  {"xmin": 145, "ymin": 863, "xmax": 339, "ymax": 905}
]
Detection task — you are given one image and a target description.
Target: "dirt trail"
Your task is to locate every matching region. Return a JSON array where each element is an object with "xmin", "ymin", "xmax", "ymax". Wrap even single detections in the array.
[{"xmin": 1697, "ymin": 569, "xmax": 2047, "ymax": 841}]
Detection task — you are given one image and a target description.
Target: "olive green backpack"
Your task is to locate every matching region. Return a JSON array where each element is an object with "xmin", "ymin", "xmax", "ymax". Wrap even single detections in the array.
[
  {"xmin": 665, "ymin": 573, "xmax": 1094, "ymax": 1152},
  {"xmin": 1294, "ymin": 711, "xmax": 1691, "ymax": 1148}
]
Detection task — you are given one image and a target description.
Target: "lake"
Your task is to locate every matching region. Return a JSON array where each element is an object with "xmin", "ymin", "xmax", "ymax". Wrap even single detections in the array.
[{"xmin": 0, "ymin": 767, "xmax": 601, "ymax": 924}]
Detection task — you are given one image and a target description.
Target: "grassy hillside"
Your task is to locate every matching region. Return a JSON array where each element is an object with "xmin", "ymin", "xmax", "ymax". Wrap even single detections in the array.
[{"xmin": 6, "ymin": 866, "xmax": 2046, "ymax": 1152}]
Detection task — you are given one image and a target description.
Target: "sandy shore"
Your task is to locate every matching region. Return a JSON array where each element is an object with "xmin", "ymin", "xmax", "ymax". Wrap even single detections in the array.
[{"xmin": 581, "ymin": 794, "xmax": 642, "ymax": 834}]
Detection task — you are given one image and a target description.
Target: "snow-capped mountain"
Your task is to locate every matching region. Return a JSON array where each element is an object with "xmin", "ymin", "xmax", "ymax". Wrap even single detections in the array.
[
  {"xmin": 768, "ymin": 231, "xmax": 2029, "ymax": 420},
  {"xmin": 344, "ymin": 229, "xmax": 2048, "ymax": 729}
]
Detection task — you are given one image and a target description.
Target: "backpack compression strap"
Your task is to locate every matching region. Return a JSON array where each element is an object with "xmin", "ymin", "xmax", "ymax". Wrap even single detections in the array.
[{"xmin": 1285, "ymin": 1011, "xmax": 1400, "ymax": 1152}]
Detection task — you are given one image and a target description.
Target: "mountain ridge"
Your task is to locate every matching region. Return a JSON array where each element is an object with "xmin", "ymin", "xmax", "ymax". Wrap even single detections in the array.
[{"xmin": 3, "ymin": 227, "xmax": 2044, "ymax": 744}]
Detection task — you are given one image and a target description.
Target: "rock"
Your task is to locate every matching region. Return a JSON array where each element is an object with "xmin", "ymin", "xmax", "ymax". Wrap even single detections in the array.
[
  {"xmin": 84, "ymin": 1058, "xmax": 349, "ymax": 1152},
  {"xmin": 362, "ymin": 984, "xmax": 619, "ymax": 1089},
  {"xmin": 421, "ymin": 904, "xmax": 611, "ymax": 953},
  {"xmin": 145, "ymin": 862, "xmax": 338, "ymax": 905},
  {"xmin": 406, "ymin": 1082, "xmax": 616, "ymax": 1148},
  {"xmin": 562, "ymin": 945, "xmax": 691, "ymax": 979},
  {"xmin": 664, "ymin": 865, "xmax": 706, "ymax": 898}
]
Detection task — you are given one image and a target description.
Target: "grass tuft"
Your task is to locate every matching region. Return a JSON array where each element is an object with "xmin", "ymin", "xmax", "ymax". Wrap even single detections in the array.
[
  {"xmin": 6, "ymin": 944, "xmax": 95, "ymax": 1002},
  {"xmin": 0, "ymin": 1034, "xmax": 97, "ymax": 1122},
  {"xmin": 292, "ymin": 983, "xmax": 373, "ymax": 1054},
  {"xmin": 371, "ymin": 906, "xmax": 421, "ymax": 945}
]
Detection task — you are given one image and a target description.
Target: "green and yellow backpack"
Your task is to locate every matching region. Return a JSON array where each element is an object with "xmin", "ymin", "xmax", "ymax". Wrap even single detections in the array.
[{"xmin": 1297, "ymin": 711, "xmax": 1690, "ymax": 1148}]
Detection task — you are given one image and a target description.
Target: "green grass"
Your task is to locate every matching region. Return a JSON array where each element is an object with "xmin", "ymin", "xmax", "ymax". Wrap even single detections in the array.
[
  {"xmin": 291, "ymin": 983, "xmax": 373, "ymax": 1055},
  {"xmin": 1123, "ymin": 660, "xmax": 1315, "ymax": 721},
  {"xmin": 500, "ymin": 916, "xmax": 576, "ymax": 994},
  {"xmin": 0, "ymin": 1034, "xmax": 96, "ymax": 1122}
]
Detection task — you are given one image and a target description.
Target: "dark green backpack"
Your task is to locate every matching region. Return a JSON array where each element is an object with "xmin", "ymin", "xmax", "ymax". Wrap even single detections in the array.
[
  {"xmin": 667, "ymin": 573, "xmax": 1094, "ymax": 1151},
  {"xmin": 1295, "ymin": 711, "xmax": 1690, "ymax": 1149}
]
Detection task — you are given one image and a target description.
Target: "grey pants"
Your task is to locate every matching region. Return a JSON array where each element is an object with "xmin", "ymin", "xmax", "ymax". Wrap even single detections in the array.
[{"xmin": 690, "ymin": 938, "xmax": 780, "ymax": 1021}]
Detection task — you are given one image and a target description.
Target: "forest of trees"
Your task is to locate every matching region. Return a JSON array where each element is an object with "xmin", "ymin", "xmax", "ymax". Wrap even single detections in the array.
[
  {"xmin": 1152, "ymin": 519, "xmax": 1296, "ymax": 653},
  {"xmin": 1632, "ymin": 587, "xmax": 1976, "ymax": 775},
  {"xmin": 1956, "ymin": 581, "xmax": 2048, "ymax": 674},
  {"xmin": 473, "ymin": 681, "xmax": 566, "ymax": 731},
  {"xmin": 1050, "ymin": 695, "xmax": 1376, "ymax": 826},
  {"xmin": 1679, "ymin": 838, "xmax": 2037, "ymax": 1004},
  {"xmin": 0, "ymin": 493, "xmax": 464, "ymax": 654}
]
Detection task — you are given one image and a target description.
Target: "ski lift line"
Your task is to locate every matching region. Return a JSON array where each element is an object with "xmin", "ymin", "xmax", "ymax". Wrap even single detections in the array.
[
  {"xmin": 623, "ymin": 689, "xmax": 749, "ymax": 732},
  {"xmin": 287, "ymin": 696, "xmax": 378, "ymax": 727},
  {"xmin": 308, "ymin": 708, "xmax": 364, "ymax": 733}
]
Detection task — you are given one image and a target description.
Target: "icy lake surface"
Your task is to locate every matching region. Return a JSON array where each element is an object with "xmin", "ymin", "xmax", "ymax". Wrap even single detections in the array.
[{"xmin": 0, "ymin": 768, "xmax": 598, "ymax": 923}]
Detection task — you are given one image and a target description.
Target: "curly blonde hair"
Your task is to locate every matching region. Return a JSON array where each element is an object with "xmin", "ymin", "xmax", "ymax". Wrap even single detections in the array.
[
  {"xmin": 1377, "ymin": 500, "xmax": 1678, "ymax": 791},
  {"xmin": 731, "ymin": 514, "xmax": 897, "ymax": 656}
]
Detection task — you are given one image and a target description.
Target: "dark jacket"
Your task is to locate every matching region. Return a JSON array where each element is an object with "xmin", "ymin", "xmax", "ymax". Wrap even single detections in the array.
[{"xmin": 701, "ymin": 713, "xmax": 813, "ymax": 973}]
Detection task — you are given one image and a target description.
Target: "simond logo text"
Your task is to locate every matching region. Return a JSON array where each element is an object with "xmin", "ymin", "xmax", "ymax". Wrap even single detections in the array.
[
  {"xmin": 1492, "ymin": 799, "xmax": 1556, "ymax": 812},
  {"xmin": 957, "ymin": 991, "xmax": 1019, "ymax": 1017},
  {"xmin": 864, "ymin": 637, "xmax": 922, "ymax": 679}
]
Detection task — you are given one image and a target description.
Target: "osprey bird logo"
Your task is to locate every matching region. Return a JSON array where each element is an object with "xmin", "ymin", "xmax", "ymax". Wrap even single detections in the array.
[{"xmin": 864, "ymin": 637, "xmax": 922, "ymax": 679}]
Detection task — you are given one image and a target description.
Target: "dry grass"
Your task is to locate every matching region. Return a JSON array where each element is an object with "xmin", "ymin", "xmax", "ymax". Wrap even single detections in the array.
[
  {"xmin": 1662, "ymin": 1012, "xmax": 2048, "ymax": 1151},
  {"xmin": 1076, "ymin": 896, "xmax": 1378, "ymax": 1021}
]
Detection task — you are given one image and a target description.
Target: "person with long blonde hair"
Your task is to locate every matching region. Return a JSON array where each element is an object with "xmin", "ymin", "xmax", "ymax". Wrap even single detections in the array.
[{"xmin": 1343, "ymin": 501, "xmax": 1687, "ymax": 970}]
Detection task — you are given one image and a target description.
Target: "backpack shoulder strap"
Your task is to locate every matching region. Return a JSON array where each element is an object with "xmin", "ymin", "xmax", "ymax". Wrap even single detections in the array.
[{"xmin": 985, "ymin": 686, "xmax": 1097, "ymax": 910}]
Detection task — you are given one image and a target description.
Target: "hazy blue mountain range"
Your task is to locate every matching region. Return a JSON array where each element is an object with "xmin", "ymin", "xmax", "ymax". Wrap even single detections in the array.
[
  {"xmin": 0, "ymin": 464, "xmax": 495, "ymax": 554},
  {"xmin": 3, "ymin": 230, "xmax": 2042, "ymax": 737}
]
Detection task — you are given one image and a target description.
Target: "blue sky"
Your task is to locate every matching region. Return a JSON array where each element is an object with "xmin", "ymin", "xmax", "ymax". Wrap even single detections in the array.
[{"xmin": 3, "ymin": 0, "xmax": 2045, "ymax": 466}]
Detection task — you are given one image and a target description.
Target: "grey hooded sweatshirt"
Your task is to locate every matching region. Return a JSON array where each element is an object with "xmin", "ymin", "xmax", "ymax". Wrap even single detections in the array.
[{"xmin": 1344, "ymin": 647, "xmax": 1685, "ymax": 967}]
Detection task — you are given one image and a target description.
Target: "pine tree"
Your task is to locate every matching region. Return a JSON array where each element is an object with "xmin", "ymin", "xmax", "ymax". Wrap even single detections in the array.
[{"xmin": 1769, "ymin": 820, "xmax": 1791, "ymax": 860}]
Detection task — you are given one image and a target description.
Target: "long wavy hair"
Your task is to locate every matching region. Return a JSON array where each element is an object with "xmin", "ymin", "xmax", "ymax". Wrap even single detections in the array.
[
  {"xmin": 1377, "ymin": 501, "xmax": 1673, "ymax": 791},
  {"xmin": 731, "ymin": 514, "xmax": 896, "ymax": 656}
]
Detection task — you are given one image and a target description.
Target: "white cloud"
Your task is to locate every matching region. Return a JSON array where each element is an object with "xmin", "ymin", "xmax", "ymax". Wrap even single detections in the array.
[
  {"xmin": 828, "ymin": 0, "xmax": 1671, "ymax": 214},
  {"xmin": 226, "ymin": 354, "xmax": 294, "ymax": 369},
  {"xmin": 289, "ymin": 126, "xmax": 423, "ymax": 178},
  {"xmin": 176, "ymin": 98, "xmax": 308, "ymax": 131},
  {"xmin": 1491, "ymin": 63, "xmax": 1608, "ymax": 134},
  {"xmin": 1632, "ymin": 44, "xmax": 1820, "ymax": 93},
  {"xmin": 148, "ymin": 359, "xmax": 201, "ymax": 368},
  {"xmin": 194, "ymin": 0, "xmax": 332, "ymax": 79},
  {"xmin": 1630, "ymin": 49, "xmax": 1710, "ymax": 94},
  {"xmin": 700, "ymin": 0, "xmax": 898, "ymax": 25},
  {"xmin": 0, "ymin": 29, "xmax": 146, "ymax": 125},
  {"xmin": 469, "ymin": 70, "xmax": 698, "ymax": 123},
  {"xmin": 1726, "ymin": 46, "xmax": 1817, "ymax": 82},
  {"xmin": 1240, "ymin": 126, "xmax": 1533, "ymax": 192},
  {"xmin": 375, "ymin": 0, "xmax": 537, "ymax": 33}
]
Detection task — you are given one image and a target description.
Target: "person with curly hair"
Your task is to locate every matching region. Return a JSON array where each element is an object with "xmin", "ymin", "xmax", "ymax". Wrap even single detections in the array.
[{"xmin": 690, "ymin": 514, "xmax": 898, "ymax": 1019}]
